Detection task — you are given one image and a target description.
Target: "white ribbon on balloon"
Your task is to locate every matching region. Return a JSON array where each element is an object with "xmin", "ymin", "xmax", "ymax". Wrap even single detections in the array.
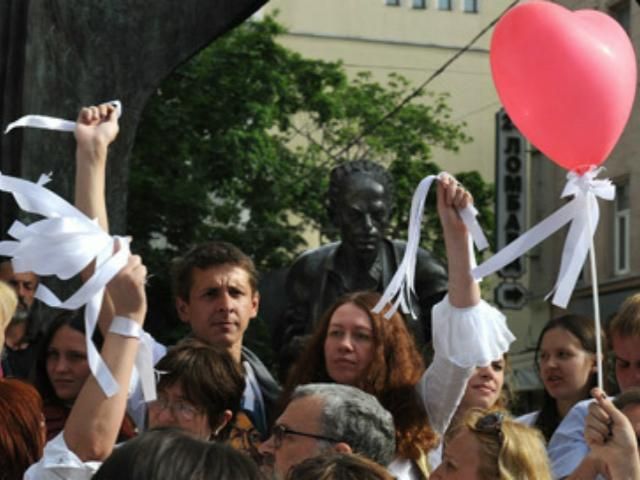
[
  {"xmin": 4, "ymin": 100, "xmax": 122, "ymax": 134},
  {"xmin": 373, "ymin": 172, "xmax": 489, "ymax": 318},
  {"xmin": 472, "ymin": 167, "xmax": 615, "ymax": 309}
]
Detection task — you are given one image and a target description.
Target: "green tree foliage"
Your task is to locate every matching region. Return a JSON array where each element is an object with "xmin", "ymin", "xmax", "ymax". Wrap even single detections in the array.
[{"xmin": 128, "ymin": 15, "xmax": 493, "ymax": 344}]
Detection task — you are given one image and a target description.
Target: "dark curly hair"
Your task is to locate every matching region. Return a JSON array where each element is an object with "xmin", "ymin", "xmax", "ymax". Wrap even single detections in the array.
[
  {"xmin": 328, "ymin": 160, "xmax": 394, "ymax": 226},
  {"xmin": 282, "ymin": 291, "xmax": 437, "ymax": 461}
]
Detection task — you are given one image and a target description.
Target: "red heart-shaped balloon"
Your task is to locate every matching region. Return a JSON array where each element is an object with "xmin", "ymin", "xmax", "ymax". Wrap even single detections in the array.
[{"xmin": 491, "ymin": 1, "xmax": 637, "ymax": 172}]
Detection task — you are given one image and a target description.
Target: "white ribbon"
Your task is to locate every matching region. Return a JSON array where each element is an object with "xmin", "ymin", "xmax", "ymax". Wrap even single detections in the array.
[
  {"xmin": 110, "ymin": 316, "xmax": 156, "ymax": 402},
  {"xmin": 373, "ymin": 172, "xmax": 489, "ymax": 318},
  {"xmin": 472, "ymin": 167, "xmax": 615, "ymax": 308},
  {"xmin": 0, "ymin": 172, "xmax": 155, "ymax": 401},
  {"xmin": 4, "ymin": 100, "xmax": 122, "ymax": 134}
]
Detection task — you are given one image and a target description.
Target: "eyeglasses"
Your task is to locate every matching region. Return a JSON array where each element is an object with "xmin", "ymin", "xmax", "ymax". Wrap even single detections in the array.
[
  {"xmin": 147, "ymin": 396, "xmax": 202, "ymax": 421},
  {"xmin": 271, "ymin": 424, "xmax": 340, "ymax": 449},
  {"xmin": 473, "ymin": 411, "xmax": 504, "ymax": 445}
]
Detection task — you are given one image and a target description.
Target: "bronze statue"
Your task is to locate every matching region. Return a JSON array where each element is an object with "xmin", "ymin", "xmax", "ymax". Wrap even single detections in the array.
[{"xmin": 278, "ymin": 160, "xmax": 447, "ymax": 365}]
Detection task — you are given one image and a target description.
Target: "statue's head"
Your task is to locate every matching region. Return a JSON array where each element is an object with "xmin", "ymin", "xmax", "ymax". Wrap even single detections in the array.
[{"xmin": 328, "ymin": 160, "xmax": 394, "ymax": 258}]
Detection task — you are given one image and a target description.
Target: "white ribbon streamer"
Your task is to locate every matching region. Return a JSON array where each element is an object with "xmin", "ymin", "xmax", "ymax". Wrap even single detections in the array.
[
  {"xmin": 373, "ymin": 172, "xmax": 489, "ymax": 318},
  {"xmin": 4, "ymin": 100, "xmax": 122, "ymax": 134},
  {"xmin": 0, "ymin": 172, "xmax": 155, "ymax": 401},
  {"xmin": 472, "ymin": 167, "xmax": 615, "ymax": 308}
]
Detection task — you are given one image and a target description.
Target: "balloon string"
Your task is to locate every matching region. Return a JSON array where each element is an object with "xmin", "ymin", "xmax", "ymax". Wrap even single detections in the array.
[{"xmin": 586, "ymin": 204, "xmax": 604, "ymax": 391}]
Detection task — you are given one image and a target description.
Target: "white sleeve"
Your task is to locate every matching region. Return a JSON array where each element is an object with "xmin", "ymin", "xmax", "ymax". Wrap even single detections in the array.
[
  {"xmin": 126, "ymin": 330, "xmax": 167, "ymax": 430},
  {"xmin": 547, "ymin": 400, "xmax": 592, "ymax": 479},
  {"xmin": 23, "ymin": 432, "xmax": 101, "ymax": 480},
  {"xmin": 417, "ymin": 295, "xmax": 514, "ymax": 435}
]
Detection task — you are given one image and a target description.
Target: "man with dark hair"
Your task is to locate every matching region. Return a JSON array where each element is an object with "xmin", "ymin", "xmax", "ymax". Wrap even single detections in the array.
[
  {"xmin": 169, "ymin": 241, "xmax": 280, "ymax": 438},
  {"xmin": 259, "ymin": 383, "xmax": 396, "ymax": 479},
  {"xmin": 279, "ymin": 159, "xmax": 447, "ymax": 364},
  {"xmin": 73, "ymin": 103, "xmax": 279, "ymax": 444},
  {"xmin": 0, "ymin": 260, "xmax": 46, "ymax": 379}
]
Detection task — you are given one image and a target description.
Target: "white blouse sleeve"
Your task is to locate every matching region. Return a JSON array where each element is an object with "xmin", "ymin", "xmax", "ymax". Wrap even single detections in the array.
[
  {"xmin": 416, "ymin": 295, "xmax": 514, "ymax": 435},
  {"xmin": 23, "ymin": 432, "xmax": 101, "ymax": 480}
]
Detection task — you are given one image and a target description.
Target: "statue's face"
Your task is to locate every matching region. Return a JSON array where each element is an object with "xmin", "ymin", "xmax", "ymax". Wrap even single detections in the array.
[{"xmin": 335, "ymin": 173, "xmax": 390, "ymax": 258}]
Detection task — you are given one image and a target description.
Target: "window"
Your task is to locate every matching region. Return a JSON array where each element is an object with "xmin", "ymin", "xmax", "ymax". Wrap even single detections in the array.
[
  {"xmin": 385, "ymin": 0, "xmax": 401, "ymax": 6},
  {"xmin": 413, "ymin": 0, "xmax": 427, "ymax": 8},
  {"xmin": 438, "ymin": 0, "xmax": 452, "ymax": 10},
  {"xmin": 464, "ymin": 0, "xmax": 478, "ymax": 13},
  {"xmin": 614, "ymin": 182, "xmax": 630, "ymax": 275},
  {"xmin": 609, "ymin": 0, "xmax": 631, "ymax": 33}
]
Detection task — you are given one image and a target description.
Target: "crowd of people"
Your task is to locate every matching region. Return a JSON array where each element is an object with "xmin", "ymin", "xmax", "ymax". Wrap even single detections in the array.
[{"xmin": 1, "ymin": 103, "xmax": 639, "ymax": 480}]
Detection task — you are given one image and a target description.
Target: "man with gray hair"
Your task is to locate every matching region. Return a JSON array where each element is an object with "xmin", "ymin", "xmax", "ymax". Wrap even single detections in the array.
[{"xmin": 259, "ymin": 383, "xmax": 395, "ymax": 479}]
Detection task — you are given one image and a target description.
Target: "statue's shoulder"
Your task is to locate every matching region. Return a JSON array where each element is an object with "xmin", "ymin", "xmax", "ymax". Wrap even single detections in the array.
[
  {"xmin": 389, "ymin": 239, "xmax": 447, "ymax": 277},
  {"xmin": 289, "ymin": 242, "xmax": 340, "ymax": 278}
]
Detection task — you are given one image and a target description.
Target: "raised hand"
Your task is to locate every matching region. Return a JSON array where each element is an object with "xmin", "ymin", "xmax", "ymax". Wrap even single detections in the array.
[
  {"xmin": 106, "ymin": 247, "xmax": 147, "ymax": 325},
  {"xmin": 74, "ymin": 103, "xmax": 120, "ymax": 158},
  {"xmin": 583, "ymin": 387, "xmax": 640, "ymax": 478}
]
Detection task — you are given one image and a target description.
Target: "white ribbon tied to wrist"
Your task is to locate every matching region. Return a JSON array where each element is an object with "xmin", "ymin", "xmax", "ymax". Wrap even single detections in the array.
[
  {"xmin": 472, "ymin": 167, "xmax": 615, "ymax": 308},
  {"xmin": 373, "ymin": 172, "xmax": 489, "ymax": 318}
]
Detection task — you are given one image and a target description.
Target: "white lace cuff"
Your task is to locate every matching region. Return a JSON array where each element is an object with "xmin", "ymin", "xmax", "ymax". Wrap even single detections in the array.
[{"xmin": 432, "ymin": 295, "xmax": 515, "ymax": 368}]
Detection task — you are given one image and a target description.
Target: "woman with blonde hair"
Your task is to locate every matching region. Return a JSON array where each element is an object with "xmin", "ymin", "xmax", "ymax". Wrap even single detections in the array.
[
  {"xmin": 431, "ymin": 408, "xmax": 552, "ymax": 480},
  {"xmin": 0, "ymin": 281, "xmax": 18, "ymax": 377},
  {"xmin": 0, "ymin": 281, "xmax": 17, "ymax": 341}
]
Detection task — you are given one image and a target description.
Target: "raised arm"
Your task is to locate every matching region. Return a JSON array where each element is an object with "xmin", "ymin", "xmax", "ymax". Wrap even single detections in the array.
[
  {"xmin": 74, "ymin": 103, "xmax": 118, "ymax": 232},
  {"xmin": 436, "ymin": 174, "xmax": 479, "ymax": 307},
  {"xmin": 567, "ymin": 388, "xmax": 640, "ymax": 480},
  {"xmin": 74, "ymin": 104, "xmax": 119, "ymax": 335},
  {"xmin": 63, "ymin": 250, "xmax": 147, "ymax": 461},
  {"xmin": 418, "ymin": 175, "xmax": 513, "ymax": 438}
]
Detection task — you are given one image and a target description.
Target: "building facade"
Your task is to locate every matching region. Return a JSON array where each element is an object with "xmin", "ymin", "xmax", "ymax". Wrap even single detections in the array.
[{"xmin": 259, "ymin": 0, "xmax": 640, "ymax": 399}]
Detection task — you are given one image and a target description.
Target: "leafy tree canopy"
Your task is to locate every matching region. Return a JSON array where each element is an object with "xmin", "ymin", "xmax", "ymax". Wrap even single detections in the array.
[{"xmin": 128, "ymin": 14, "xmax": 494, "ymax": 343}]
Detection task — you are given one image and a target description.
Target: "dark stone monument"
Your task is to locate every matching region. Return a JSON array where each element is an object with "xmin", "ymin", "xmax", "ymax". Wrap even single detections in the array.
[
  {"xmin": 275, "ymin": 160, "xmax": 448, "ymax": 371},
  {"xmin": 0, "ymin": 0, "xmax": 267, "ymax": 233}
]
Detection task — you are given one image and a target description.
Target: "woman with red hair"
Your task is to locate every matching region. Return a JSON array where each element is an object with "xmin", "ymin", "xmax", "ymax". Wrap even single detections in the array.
[
  {"xmin": 0, "ymin": 378, "xmax": 45, "ymax": 480},
  {"xmin": 282, "ymin": 176, "xmax": 514, "ymax": 478}
]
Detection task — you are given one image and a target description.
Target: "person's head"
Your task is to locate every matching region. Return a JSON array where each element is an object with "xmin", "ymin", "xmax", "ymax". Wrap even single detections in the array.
[
  {"xmin": 289, "ymin": 291, "xmax": 424, "ymax": 392},
  {"xmin": 147, "ymin": 338, "xmax": 245, "ymax": 440},
  {"xmin": 260, "ymin": 383, "xmax": 395, "ymax": 480},
  {"xmin": 172, "ymin": 242, "xmax": 259, "ymax": 356},
  {"xmin": 431, "ymin": 409, "xmax": 552, "ymax": 480},
  {"xmin": 284, "ymin": 291, "xmax": 435, "ymax": 461},
  {"xmin": 0, "ymin": 260, "xmax": 38, "ymax": 311},
  {"xmin": 94, "ymin": 427, "xmax": 264, "ymax": 480},
  {"xmin": 614, "ymin": 387, "xmax": 640, "ymax": 439},
  {"xmin": 0, "ymin": 280, "xmax": 18, "ymax": 352},
  {"xmin": 532, "ymin": 314, "xmax": 602, "ymax": 440},
  {"xmin": 327, "ymin": 160, "xmax": 393, "ymax": 260},
  {"xmin": 286, "ymin": 453, "xmax": 394, "ymax": 480},
  {"xmin": 33, "ymin": 310, "xmax": 92, "ymax": 404},
  {"xmin": 535, "ymin": 315, "xmax": 600, "ymax": 405},
  {"xmin": 459, "ymin": 356, "xmax": 509, "ymax": 414},
  {"xmin": 0, "ymin": 378, "xmax": 45, "ymax": 480},
  {"xmin": 609, "ymin": 294, "xmax": 640, "ymax": 391}
]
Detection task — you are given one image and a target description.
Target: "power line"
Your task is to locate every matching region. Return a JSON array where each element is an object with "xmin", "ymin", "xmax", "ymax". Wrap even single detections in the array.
[{"xmin": 329, "ymin": 0, "xmax": 520, "ymax": 160}]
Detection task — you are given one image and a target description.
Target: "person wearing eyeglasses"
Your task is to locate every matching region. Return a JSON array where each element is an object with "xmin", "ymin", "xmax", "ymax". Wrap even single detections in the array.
[
  {"xmin": 259, "ymin": 383, "xmax": 396, "ymax": 479},
  {"xmin": 145, "ymin": 338, "xmax": 245, "ymax": 442},
  {"xmin": 280, "ymin": 176, "xmax": 515, "ymax": 478},
  {"xmin": 430, "ymin": 409, "xmax": 552, "ymax": 480}
]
